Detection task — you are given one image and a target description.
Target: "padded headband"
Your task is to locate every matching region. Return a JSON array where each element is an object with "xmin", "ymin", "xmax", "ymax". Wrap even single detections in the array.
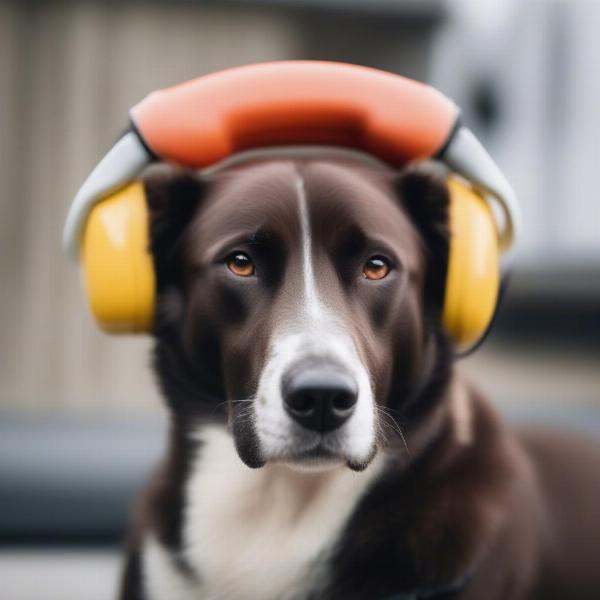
[{"xmin": 63, "ymin": 61, "xmax": 520, "ymax": 259}]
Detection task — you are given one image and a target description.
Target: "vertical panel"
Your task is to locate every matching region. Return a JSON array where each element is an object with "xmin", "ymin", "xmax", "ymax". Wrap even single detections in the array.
[
  {"xmin": 0, "ymin": 2, "xmax": 23, "ymax": 403},
  {"xmin": 0, "ymin": 1, "xmax": 298, "ymax": 414}
]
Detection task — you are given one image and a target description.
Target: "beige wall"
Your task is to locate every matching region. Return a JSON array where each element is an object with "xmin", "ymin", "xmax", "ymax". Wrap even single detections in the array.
[{"xmin": 0, "ymin": 1, "xmax": 299, "ymax": 414}]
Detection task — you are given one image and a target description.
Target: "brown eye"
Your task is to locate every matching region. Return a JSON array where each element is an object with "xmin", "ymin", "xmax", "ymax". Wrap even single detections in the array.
[
  {"xmin": 362, "ymin": 256, "xmax": 390, "ymax": 280},
  {"xmin": 227, "ymin": 253, "xmax": 255, "ymax": 277}
]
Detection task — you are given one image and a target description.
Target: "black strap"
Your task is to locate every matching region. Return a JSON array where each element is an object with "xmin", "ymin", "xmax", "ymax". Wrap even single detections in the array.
[
  {"xmin": 382, "ymin": 569, "xmax": 474, "ymax": 600},
  {"xmin": 455, "ymin": 272, "xmax": 511, "ymax": 359}
]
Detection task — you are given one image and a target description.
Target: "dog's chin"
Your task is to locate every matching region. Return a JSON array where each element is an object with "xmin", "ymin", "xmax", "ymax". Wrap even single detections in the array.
[
  {"xmin": 279, "ymin": 446, "xmax": 377, "ymax": 473},
  {"xmin": 232, "ymin": 417, "xmax": 378, "ymax": 472},
  {"xmin": 237, "ymin": 441, "xmax": 378, "ymax": 473},
  {"xmin": 282, "ymin": 455, "xmax": 346, "ymax": 473},
  {"xmin": 277, "ymin": 445, "xmax": 347, "ymax": 472},
  {"xmin": 233, "ymin": 438, "xmax": 378, "ymax": 472}
]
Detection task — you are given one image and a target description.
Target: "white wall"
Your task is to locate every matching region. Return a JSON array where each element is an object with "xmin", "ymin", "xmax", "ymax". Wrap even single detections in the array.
[{"xmin": 432, "ymin": 0, "xmax": 600, "ymax": 270}]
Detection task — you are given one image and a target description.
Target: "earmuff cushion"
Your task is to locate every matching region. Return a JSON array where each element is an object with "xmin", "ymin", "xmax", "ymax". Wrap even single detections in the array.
[
  {"xmin": 80, "ymin": 182, "xmax": 155, "ymax": 333},
  {"xmin": 443, "ymin": 177, "xmax": 500, "ymax": 349}
]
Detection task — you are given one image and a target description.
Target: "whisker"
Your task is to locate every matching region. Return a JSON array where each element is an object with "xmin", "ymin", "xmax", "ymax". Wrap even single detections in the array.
[
  {"xmin": 377, "ymin": 404, "xmax": 404, "ymax": 421},
  {"xmin": 211, "ymin": 397, "xmax": 254, "ymax": 417},
  {"xmin": 375, "ymin": 406, "xmax": 410, "ymax": 458},
  {"xmin": 230, "ymin": 405, "xmax": 255, "ymax": 426}
]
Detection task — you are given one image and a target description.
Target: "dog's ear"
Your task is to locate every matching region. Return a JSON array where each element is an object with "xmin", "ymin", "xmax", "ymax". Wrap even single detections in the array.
[
  {"xmin": 143, "ymin": 164, "xmax": 205, "ymax": 289},
  {"xmin": 396, "ymin": 167, "xmax": 451, "ymax": 312}
]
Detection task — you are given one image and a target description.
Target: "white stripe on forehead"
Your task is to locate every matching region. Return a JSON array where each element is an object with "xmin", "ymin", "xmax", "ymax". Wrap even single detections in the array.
[{"xmin": 295, "ymin": 174, "xmax": 323, "ymax": 320}]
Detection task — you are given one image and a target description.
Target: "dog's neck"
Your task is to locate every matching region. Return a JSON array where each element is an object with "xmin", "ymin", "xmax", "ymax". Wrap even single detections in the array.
[{"xmin": 148, "ymin": 424, "xmax": 387, "ymax": 599}]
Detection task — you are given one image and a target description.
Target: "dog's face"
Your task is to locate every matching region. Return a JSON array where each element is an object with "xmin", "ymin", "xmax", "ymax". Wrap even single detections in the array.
[{"xmin": 146, "ymin": 155, "xmax": 450, "ymax": 471}]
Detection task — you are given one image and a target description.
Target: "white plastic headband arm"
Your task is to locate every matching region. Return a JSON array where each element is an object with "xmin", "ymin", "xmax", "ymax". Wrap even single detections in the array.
[
  {"xmin": 441, "ymin": 126, "xmax": 521, "ymax": 254},
  {"xmin": 62, "ymin": 131, "xmax": 153, "ymax": 259}
]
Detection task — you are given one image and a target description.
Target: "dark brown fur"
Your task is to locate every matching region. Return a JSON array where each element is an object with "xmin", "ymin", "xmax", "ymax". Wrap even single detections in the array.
[{"xmin": 120, "ymin": 155, "xmax": 600, "ymax": 600}]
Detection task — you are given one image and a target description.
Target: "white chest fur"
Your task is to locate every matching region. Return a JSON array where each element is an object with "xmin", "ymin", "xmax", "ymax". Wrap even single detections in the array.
[{"xmin": 143, "ymin": 426, "xmax": 384, "ymax": 600}]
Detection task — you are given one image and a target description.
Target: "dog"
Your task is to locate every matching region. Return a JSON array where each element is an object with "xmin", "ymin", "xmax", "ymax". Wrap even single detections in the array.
[{"xmin": 119, "ymin": 150, "xmax": 600, "ymax": 600}]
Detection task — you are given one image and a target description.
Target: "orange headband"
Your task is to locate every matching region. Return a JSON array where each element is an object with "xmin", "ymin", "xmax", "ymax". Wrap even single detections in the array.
[{"xmin": 131, "ymin": 61, "xmax": 458, "ymax": 167}]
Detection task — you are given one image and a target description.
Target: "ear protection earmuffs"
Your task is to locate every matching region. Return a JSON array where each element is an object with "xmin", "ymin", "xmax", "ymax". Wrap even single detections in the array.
[{"xmin": 63, "ymin": 61, "xmax": 520, "ymax": 349}]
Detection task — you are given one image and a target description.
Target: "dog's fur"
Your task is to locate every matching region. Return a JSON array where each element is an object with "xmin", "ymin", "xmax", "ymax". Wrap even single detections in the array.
[{"xmin": 120, "ymin": 152, "xmax": 600, "ymax": 600}]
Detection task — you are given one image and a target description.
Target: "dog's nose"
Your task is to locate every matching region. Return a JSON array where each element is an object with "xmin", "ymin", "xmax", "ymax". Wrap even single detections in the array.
[{"xmin": 282, "ymin": 367, "xmax": 358, "ymax": 432}]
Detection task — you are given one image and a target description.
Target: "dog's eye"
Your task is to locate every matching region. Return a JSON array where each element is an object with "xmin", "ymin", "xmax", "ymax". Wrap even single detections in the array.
[
  {"xmin": 362, "ymin": 256, "xmax": 390, "ymax": 280},
  {"xmin": 227, "ymin": 253, "xmax": 255, "ymax": 277}
]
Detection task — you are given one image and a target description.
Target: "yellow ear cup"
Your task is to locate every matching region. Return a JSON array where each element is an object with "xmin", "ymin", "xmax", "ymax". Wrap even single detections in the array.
[
  {"xmin": 80, "ymin": 181, "xmax": 155, "ymax": 333},
  {"xmin": 443, "ymin": 176, "xmax": 500, "ymax": 350}
]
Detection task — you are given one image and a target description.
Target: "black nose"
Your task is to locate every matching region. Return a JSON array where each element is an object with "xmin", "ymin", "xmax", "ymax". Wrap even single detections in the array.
[{"xmin": 282, "ymin": 367, "xmax": 358, "ymax": 433}]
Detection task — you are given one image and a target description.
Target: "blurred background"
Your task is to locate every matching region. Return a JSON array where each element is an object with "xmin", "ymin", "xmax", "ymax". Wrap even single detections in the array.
[{"xmin": 0, "ymin": 0, "xmax": 598, "ymax": 598}]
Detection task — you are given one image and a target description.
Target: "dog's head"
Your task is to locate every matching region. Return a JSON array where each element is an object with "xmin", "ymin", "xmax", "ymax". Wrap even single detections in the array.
[{"xmin": 145, "ymin": 153, "xmax": 452, "ymax": 471}]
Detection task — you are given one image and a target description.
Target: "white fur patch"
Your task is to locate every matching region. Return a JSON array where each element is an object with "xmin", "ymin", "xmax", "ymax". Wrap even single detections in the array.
[{"xmin": 157, "ymin": 425, "xmax": 385, "ymax": 600}]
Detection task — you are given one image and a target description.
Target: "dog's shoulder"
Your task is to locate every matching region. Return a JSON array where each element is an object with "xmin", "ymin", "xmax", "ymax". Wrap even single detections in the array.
[
  {"xmin": 320, "ymin": 378, "xmax": 543, "ymax": 598},
  {"xmin": 517, "ymin": 426, "xmax": 600, "ymax": 596}
]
